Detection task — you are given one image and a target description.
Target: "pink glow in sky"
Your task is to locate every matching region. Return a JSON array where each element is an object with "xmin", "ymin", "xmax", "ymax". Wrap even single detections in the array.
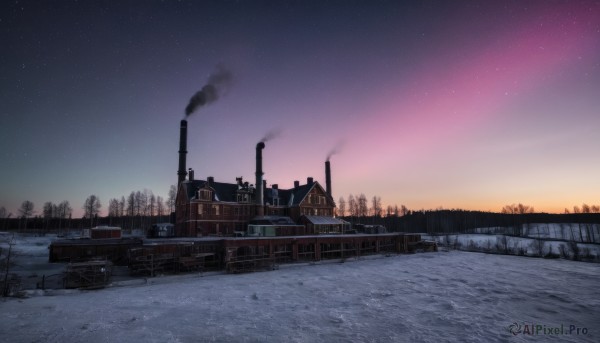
[{"xmin": 331, "ymin": 3, "xmax": 600, "ymax": 212}]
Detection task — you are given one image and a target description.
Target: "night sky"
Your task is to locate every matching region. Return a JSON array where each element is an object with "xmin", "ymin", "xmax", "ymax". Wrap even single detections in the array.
[{"xmin": 1, "ymin": 0, "xmax": 599, "ymax": 218}]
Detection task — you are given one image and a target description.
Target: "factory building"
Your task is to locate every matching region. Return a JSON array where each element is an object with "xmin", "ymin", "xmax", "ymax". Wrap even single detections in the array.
[{"xmin": 174, "ymin": 120, "xmax": 348, "ymax": 237}]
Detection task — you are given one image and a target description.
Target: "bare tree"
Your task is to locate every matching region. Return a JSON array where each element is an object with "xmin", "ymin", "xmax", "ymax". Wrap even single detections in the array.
[
  {"xmin": 119, "ymin": 196, "xmax": 126, "ymax": 217},
  {"xmin": 156, "ymin": 196, "xmax": 165, "ymax": 217},
  {"xmin": 83, "ymin": 195, "xmax": 101, "ymax": 227},
  {"xmin": 108, "ymin": 198, "xmax": 120, "ymax": 217},
  {"xmin": 149, "ymin": 193, "xmax": 156, "ymax": 217},
  {"xmin": 371, "ymin": 196, "xmax": 382, "ymax": 217},
  {"xmin": 348, "ymin": 194, "xmax": 357, "ymax": 219},
  {"xmin": 501, "ymin": 203, "xmax": 534, "ymax": 214},
  {"xmin": 337, "ymin": 196, "xmax": 346, "ymax": 217},
  {"xmin": 167, "ymin": 185, "xmax": 177, "ymax": 213},
  {"xmin": 127, "ymin": 192, "xmax": 135, "ymax": 217},
  {"xmin": 581, "ymin": 203, "xmax": 591, "ymax": 213},
  {"xmin": 42, "ymin": 202, "xmax": 55, "ymax": 219},
  {"xmin": 18, "ymin": 201, "xmax": 35, "ymax": 232},
  {"xmin": 55, "ymin": 201, "xmax": 72, "ymax": 231},
  {"xmin": 357, "ymin": 194, "xmax": 368, "ymax": 217}
]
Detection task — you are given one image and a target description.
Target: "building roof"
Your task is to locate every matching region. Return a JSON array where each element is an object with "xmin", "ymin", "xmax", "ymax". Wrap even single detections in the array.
[
  {"xmin": 301, "ymin": 215, "xmax": 346, "ymax": 225},
  {"xmin": 249, "ymin": 216, "xmax": 299, "ymax": 225},
  {"xmin": 181, "ymin": 180, "xmax": 240, "ymax": 202},
  {"xmin": 182, "ymin": 178, "xmax": 325, "ymax": 207}
]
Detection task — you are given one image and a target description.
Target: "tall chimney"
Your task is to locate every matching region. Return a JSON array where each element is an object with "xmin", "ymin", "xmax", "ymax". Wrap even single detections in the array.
[
  {"xmin": 325, "ymin": 160, "xmax": 332, "ymax": 199},
  {"xmin": 177, "ymin": 120, "xmax": 188, "ymax": 185},
  {"xmin": 255, "ymin": 142, "xmax": 265, "ymax": 215}
]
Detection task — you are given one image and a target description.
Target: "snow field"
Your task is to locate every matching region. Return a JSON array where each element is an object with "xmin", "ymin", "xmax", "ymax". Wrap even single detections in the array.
[{"xmin": 1, "ymin": 250, "xmax": 599, "ymax": 343}]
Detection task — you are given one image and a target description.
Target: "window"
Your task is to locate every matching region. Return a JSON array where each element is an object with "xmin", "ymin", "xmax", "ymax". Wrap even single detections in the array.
[
  {"xmin": 223, "ymin": 206, "xmax": 230, "ymax": 216},
  {"xmin": 213, "ymin": 205, "xmax": 220, "ymax": 215},
  {"xmin": 197, "ymin": 204, "xmax": 204, "ymax": 215},
  {"xmin": 200, "ymin": 190, "xmax": 212, "ymax": 201}
]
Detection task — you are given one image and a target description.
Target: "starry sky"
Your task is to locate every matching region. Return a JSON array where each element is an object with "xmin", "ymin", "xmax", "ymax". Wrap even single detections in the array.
[{"xmin": 1, "ymin": 0, "xmax": 599, "ymax": 218}]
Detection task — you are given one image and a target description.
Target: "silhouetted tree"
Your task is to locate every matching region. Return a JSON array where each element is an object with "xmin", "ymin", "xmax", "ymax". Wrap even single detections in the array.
[
  {"xmin": 18, "ymin": 201, "xmax": 34, "ymax": 231},
  {"xmin": 501, "ymin": 203, "xmax": 534, "ymax": 214},
  {"xmin": 357, "ymin": 194, "xmax": 368, "ymax": 217},
  {"xmin": 337, "ymin": 196, "xmax": 346, "ymax": 217},
  {"xmin": 83, "ymin": 195, "xmax": 101, "ymax": 227},
  {"xmin": 55, "ymin": 201, "xmax": 72, "ymax": 231},
  {"xmin": 348, "ymin": 194, "xmax": 357, "ymax": 221},
  {"xmin": 167, "ymin": 185, "xmax": 177, "ymax": 213},
  {"xmin": 156, "ymin": 196, "xmax": 165, "ymax": 217},
  {"xmin": 42, "ymin": 202, "xmax": 55, "ymax": 219},
  {"xmin": 371, "ymin": 196, "xmax": 382, "ymax": 217}
]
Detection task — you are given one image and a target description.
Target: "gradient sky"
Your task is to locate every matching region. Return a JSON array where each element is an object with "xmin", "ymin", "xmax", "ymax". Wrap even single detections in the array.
[{"xmin": 1, "ymin": 0, "xmax": 599, "ymax": 218}]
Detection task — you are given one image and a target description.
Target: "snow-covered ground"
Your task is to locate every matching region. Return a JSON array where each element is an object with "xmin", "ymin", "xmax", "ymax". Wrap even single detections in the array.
[
  {"xmin": 424, "ymin": 223, "xmax": 600, "ymax": 261},
  {"xmin": 2, "ymin": 247, "xmax": 599, "ymax": 342},
  {"xmin": 467, "ymin": 223, "xmax": 600, "ymax": 243}
]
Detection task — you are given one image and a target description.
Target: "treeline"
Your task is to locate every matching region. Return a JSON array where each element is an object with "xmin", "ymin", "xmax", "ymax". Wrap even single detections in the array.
[
  {"xmin": 336, "ymin": 195, "xmax": 600, "ymax": 234},
  {"xmin": 0, "ymin": 185, "xmax": 178, "ymax": 232},
  {"xmin": 341, "ymin": 210, "xmax": 600, "ymax": 235}
]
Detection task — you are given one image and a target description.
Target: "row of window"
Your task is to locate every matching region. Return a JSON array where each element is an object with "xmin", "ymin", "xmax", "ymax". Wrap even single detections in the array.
[
  {"xmin": 302, "ymin": 208, "xmax": 332, "ymax": 216},
  {"xmin": 197, "ymin": 204, "xmax": 254, "ymax": 216}
]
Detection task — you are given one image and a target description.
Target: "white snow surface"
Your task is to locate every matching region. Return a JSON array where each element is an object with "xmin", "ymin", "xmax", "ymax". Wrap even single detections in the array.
[{"xmin": 2, "ymin": 250, "xmax": 599, "ymax": 343}]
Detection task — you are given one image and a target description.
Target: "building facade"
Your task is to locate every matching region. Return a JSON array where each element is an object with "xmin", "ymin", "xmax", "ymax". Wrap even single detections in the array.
[{"xmin": 175, "ymin": 175, "xmax": 342, "ymax": 237}]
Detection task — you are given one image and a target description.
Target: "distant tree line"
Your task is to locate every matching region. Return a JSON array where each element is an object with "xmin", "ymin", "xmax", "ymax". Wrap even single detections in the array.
[
  {"xmin": 0, "ymin": 185, "xmax": 177, "ymax": 232},
  {"xmin": 335, "ymin": 196, "xmax": 600, "ymax": 235},
  {"xmin": 2, "ymin": 190, "xmax": 599, "ymax": 234}
]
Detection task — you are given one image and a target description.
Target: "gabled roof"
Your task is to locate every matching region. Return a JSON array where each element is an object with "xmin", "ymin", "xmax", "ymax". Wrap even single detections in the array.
[
  {"xmin": 264, "ymin": 182, "xmax": 329, "ymax": 207},
  {"xmin": 181, "ymin": 178, "xmax": 331, "ymax": 207},
  {"xmin": 180, "ymin": 180, "xmax": 241, "ymax": 202}
]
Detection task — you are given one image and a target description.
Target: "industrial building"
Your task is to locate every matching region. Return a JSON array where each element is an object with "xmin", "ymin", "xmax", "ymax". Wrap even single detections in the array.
[
  {"xmin": 174, "ymin": 119, "xmax": 348, "ymax": 237},
  {"xmin": 46, "ymin": 119, "xmax": 434, "ymax": 286}
]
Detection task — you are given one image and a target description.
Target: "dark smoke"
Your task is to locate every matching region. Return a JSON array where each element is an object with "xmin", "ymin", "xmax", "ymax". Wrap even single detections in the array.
[
  {"xmin": 260, "ymin": 128, "xmax": 283, "ymax": 143},
  {"xmin": 326, "ymin": 139, "xmax": 346, "ymax": 161},
  {"xmin": 185, "ymin": 66, "xmax": 233, "ymax": 116}
]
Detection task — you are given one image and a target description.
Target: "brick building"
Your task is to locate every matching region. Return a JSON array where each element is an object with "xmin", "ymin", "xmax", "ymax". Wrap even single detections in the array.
[{"xmin": 174, "ymin": 120, "xmax": 346, "ymax": 237}]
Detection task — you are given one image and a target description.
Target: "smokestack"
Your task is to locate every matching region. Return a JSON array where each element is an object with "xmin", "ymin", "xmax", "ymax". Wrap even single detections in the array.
[
  {"xmin": 255, "ymin": 142, "xmax": 265, "ymax": 215},
  {"xmin": 188, "ymin": 168, "xmax": 194, "ymax": 181},
  {"xmin": 325, "ymin": 160, "xmax": 332, "ymax": 199},
  {"xmin": 177, "ymin": 120, "xmax": 188, "ymax": 185}
]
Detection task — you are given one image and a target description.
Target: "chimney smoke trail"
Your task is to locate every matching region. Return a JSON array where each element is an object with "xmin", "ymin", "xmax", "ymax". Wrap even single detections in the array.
[
  {"xmin": 185, "ymin": 65, "xmax": 233, "ymax": 116},
  {"xmin": 326, "ymin": 139, "xmax": 346, "ymax": 161},
  {"xmin": 260, "ymin": 127, "xmax": 283, "ymax": 143}
]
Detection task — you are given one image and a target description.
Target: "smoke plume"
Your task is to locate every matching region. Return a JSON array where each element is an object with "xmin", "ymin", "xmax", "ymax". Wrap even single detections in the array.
[
  {"xmin": 260, "ymin": 128, "xmax": 283, "ymax": 143},
  {"xmin": 185, "ymin": 65, "xmax": 233, "ymax": 116},
  {"xmin": 326, "ymin": 139, "xmax": 346, "ymax": 161}
]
